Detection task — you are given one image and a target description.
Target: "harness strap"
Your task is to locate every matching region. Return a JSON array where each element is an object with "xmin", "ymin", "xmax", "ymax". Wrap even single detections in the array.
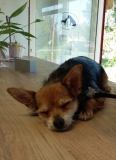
[
  {"xmin": 94, "ymin": 92, "xmax": 116, "ymax": 99},
  {"xmin": 85, "ymin": 87, "xmax": 116, "ymax": 99}
]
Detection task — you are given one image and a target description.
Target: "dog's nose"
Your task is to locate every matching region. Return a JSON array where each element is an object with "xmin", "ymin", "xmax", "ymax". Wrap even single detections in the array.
[{"xmin": 53, "ymin": 118, "xmax": 65, "ymax": 129}]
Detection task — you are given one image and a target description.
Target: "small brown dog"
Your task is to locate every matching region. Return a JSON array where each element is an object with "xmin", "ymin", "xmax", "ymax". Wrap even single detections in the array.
[{"xmin": 7, "ymin": 56, "xmax": 111, "ymax": 131}]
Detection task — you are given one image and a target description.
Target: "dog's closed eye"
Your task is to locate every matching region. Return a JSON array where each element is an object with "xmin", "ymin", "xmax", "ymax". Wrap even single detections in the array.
[
  {"xmin": 61, "ymin": 102, "xmax": 70, "ymax": 109},
  {"xmin": 61, "ymin": 99, "xmax": 76, "ymax": 109},
  {"xmin": 40, "ymin": 111, "xmax": 50, "ymax": 115}
]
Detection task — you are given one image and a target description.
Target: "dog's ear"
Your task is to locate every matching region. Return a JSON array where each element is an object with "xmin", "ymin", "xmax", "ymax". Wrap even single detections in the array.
[
  {"xmin": 7, "ymin": 88, "xmax": 36, "ymax": 110},
  {"xmin": 62, "ymin": 64, "xmax": 82, "ymax": 96}
]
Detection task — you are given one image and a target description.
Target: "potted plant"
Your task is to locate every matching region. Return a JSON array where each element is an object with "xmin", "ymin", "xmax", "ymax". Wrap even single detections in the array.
[{"xmin": 0, "ymin": 2, "xmax": 42, "ymax": 60}]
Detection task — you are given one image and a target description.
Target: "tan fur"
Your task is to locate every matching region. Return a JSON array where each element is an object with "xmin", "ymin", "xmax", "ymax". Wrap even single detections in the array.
[
  {"xmin": 101, "ymin": 72, "xmax": 111, "ymax": 92},
  {"xmin": 35, "ymin": 83, "xmax": 78, "ymax": 130}
]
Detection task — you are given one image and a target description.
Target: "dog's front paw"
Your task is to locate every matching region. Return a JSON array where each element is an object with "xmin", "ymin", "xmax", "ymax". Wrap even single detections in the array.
[{"xmin": 78, "ymin": 111, "xmax": 93, "ymax": 121}]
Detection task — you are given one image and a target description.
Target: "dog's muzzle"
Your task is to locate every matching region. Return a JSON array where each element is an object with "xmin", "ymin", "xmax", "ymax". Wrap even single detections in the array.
[{"xmin": 53, "ymin": 117, "xmax": 65, "ymax": 130}]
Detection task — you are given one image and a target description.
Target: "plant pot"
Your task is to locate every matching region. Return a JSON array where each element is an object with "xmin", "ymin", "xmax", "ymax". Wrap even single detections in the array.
[{"xmin": 9, "ymin": 42, "xmax": 26, "ymax": 59}]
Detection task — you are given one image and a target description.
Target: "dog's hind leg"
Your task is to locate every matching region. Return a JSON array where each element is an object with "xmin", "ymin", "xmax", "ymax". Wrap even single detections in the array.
[
  {"xmin": 77, "ymin": 98, "xmax": 105, "ymax": 121},
  {"xmin": 101, "ymin": 70, "xmax": 111, "ymax": 92}
]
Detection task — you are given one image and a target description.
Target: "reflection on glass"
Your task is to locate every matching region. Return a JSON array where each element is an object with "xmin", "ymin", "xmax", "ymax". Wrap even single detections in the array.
[
  {"xmin": 42, "ymin": 4, "xmax": 63, "ymax": 13},
  {"xmin": 35, "ymin": 0, "xmax": 98, "ymax": 64}
]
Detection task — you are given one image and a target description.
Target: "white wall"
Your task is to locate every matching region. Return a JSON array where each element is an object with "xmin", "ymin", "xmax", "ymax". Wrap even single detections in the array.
[{"xmin": 0, "ymin": 0, "xmax": 28, "ymax": 55}]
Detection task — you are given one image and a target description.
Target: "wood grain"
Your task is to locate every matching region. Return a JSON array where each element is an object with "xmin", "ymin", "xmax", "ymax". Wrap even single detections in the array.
[{"xmin": 0, "ymin": 57, "xmax": 116, "ymax": 160}]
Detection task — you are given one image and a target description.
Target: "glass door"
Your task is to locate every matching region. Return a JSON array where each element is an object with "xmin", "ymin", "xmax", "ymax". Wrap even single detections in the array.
[{"xmin": 35, "ymin": 0, "xmax": 99, "ymax": 64}]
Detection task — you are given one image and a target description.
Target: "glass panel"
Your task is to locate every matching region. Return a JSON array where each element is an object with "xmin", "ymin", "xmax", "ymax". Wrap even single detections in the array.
[
  {"xmin": 102, "ymin": 1, "xmax": 116, "ymax": 83},
  {"xmin": 35, "ymin": 0, "xmax": 99, "ymax": 64}
]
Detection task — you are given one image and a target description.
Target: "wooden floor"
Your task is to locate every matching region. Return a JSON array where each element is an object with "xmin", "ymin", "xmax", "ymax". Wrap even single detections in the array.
[{"xmin": 0, "ymin": 57, "xmax": 116, "ymax": 160}]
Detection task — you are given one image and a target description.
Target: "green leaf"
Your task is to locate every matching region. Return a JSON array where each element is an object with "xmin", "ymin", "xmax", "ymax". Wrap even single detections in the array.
[
  {"xmin": 0, "ymin": 29, "xmax": 16, "ymax": 34},
  {"xmin": 30, "ymin": 19, "xmax": 43, "ymax": 25},
  {"xmin": 0, "ymin": 46, "xmax": 7, "ymax": 50},
  {"xmin": 16, "ymin": 31, "xmax": 36, "ymax": 38},
  {"xmin": 0, "ymin": 25, "xmax": 23, "ymax": 30},
  {"xmin": 109, "ymin": 28, "xmax": 113, "ymax": 32},
  {"xmin": 34, "ymin": 19, "xmax": 43, "ymax": 23},
  {"xmin": 0, "ymin": 11, "xmax": 4, "ymax": 14},
  {"xmin": 10, "ymin": 2, "xmax": 28, "ymax": 19},
  {"xmin": 0, "ymin": 25, "xmax": 7, "ymax": 29},
  {"xmin": 14, "ymin": 41, "xmax": 18, "ymax": 45},
  {"xmin": 4, "ymin": 22, "xmax": 22, "ymax": 25},
  {"xmin": 0, "ymin": 41, "xmax": 9, "ymax": 48},
  {"xmin": 10, "ymin": 25, "xmax": 23, "ymax": 30},
  {"xmin": 26, "ymin": 38, "xmax": 31, "ymax": 40}
]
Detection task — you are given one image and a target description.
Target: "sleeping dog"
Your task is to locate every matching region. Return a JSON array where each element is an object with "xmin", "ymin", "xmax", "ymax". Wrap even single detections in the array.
[{"xmin": 7, "ymin": 56, "xmax": 111, "ymax": 131}]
